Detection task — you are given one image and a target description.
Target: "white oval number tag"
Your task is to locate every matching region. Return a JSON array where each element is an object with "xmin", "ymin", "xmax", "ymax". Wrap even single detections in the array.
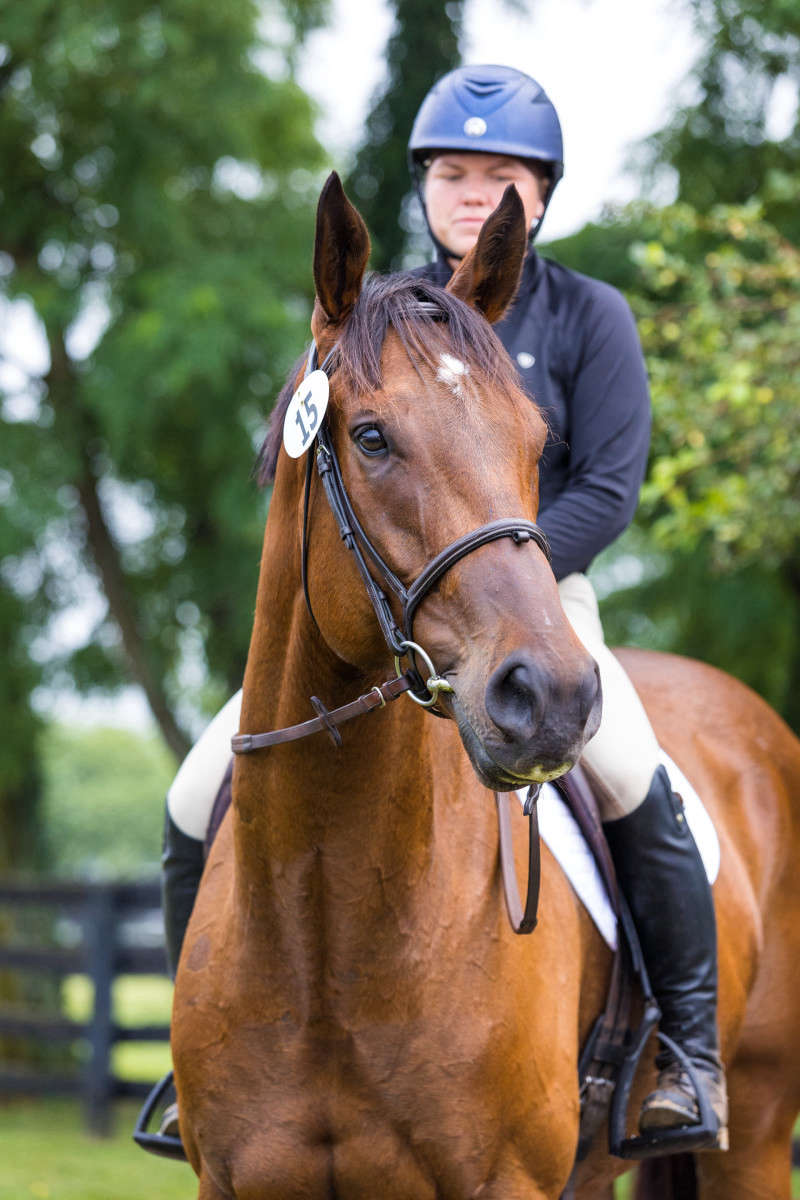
[{"xmin": 283, "ymin": 370, "xmax": 329, "ymax": 458}]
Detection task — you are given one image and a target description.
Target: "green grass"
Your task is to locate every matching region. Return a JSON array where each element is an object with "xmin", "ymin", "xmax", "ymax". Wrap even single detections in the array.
[
  {"xmin": 3, "ymin": 976, "xmax": 187, "ymax": 1198},
  {"xmin": 0, "ymin": 1099, "xmax": 194, "ymax": 1200}
]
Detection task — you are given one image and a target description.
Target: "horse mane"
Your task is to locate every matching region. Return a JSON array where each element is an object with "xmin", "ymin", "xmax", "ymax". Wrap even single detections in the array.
[{"xmin": 255, "ymin": 272, "xmax": 524, "ymax": 486}]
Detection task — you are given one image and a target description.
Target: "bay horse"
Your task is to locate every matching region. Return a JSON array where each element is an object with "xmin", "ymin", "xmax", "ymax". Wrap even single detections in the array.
[{"xmin": 171, "ymin": 173, "xmax": 800, "ymax": 1199}]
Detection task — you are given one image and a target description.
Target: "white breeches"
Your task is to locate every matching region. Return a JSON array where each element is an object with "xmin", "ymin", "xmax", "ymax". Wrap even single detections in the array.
[
  {"xmin": 167, "ymin": 690, "xmax": 243, "ymax": 840},
  {"xmin": 558, "ymin": 572, "xmax": 660, "ymax": 820},
  {"xmin": 166, "ymin": 572, "xmax": 659, "ymax": 839}
]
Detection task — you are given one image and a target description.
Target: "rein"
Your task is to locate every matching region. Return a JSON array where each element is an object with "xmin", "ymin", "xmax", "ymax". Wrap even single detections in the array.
[{"xmin": 232, "ymin": 331, "xmax": 551, "ymax": 934}]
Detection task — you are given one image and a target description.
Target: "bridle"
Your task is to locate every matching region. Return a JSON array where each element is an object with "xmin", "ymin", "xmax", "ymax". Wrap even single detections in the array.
[
  {"xmin": 231, "ymin": 324, "xmax": 551, "ymax": 933},
  {"xmin": 233, "ymin": 329, "xmax": 551, "ymax": 731}
]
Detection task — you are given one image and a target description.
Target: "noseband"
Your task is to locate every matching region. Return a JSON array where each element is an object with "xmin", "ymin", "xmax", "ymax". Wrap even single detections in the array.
[{"xmin": 232, "ymin": 328, "xmax": 551, "ymax": 749}]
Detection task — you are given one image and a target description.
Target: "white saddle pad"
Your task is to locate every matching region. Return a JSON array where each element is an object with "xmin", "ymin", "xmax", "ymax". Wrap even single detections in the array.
[{"xmin": 517, "ymin": 752, "xmax": 720, "ymax": 952}]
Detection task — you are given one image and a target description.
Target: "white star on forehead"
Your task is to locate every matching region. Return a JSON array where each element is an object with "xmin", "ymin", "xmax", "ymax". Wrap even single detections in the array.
[{"xmin": 437, "ymin": 353, "xmax": 470, "ymax": 396}]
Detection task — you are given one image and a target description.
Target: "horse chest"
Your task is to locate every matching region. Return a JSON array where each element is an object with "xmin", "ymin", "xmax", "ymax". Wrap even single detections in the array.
[
  {"xmin": 221, "ymin": 1033, "xmax": 568, "ymax": 1200},
  {"xmin": 193, "ymin": 966, "xmax": 577, "ymax": 1199}
]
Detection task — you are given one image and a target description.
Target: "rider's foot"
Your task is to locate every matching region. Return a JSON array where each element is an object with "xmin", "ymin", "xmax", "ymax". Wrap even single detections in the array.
[
  {"xmin": 158, "ymin": 1101, "xmax": 180, "ymax": 1140},
  {"xmin": 640, "ymin": 1058, "xmax": 728, "ymax": 1148}
]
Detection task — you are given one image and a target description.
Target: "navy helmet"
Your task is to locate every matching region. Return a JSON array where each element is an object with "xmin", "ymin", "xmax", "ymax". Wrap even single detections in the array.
[{"xmin": 408, "ymin": 65, "xmax": 564, "ymax": 253}]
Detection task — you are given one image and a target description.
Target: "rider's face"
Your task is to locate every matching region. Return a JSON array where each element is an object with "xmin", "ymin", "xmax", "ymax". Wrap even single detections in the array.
[{"xmin": 423, "ymin": 152, "xmax": 547, "ymax": 260}]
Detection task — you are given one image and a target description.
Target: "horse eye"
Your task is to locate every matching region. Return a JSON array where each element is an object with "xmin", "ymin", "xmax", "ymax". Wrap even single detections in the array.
[{"xmin": 355, "ymin": 426, "xmax": 388, "ymax": 456}]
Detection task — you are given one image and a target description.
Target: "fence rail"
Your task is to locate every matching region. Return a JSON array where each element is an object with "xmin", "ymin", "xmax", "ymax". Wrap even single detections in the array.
[{"xmin": 0, "ymin": 877, "xmax": 169, "ymax": 1134}]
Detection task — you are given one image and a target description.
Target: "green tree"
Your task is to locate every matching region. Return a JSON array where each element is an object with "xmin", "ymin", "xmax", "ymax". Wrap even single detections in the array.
[
  {"xmin": 557, "ymin": 197, "xmax": 800, "ymax": 732},
  {"xmin": 39, "ymin": 724, "xmax": 175, "ymax": 878},
  {"xmin": 642, "ymin": 0, "xmax": 800, "ymax": 240},
  {"xmin": 0, "ymin": 0, "xmax": 327, "ymax": 814},
  {"xmin": 547, "ymin": 0, "xmax": 800, "ymax": 730},
  {"xmin": 627, "ymin": 199, "xmax": 800, "ymax": 729},
  {"xmin": 346, "ymin": 0, "xmax": 463, "ymax": 271}
]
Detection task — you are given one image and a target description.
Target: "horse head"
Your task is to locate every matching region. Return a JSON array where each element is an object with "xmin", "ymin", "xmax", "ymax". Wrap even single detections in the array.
[{"xmin": 272, "ymin": 172, "xmax": 601, "ymax": 788}]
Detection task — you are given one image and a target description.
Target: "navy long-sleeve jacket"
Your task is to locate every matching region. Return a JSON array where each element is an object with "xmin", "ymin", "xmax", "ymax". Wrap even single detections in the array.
[{"xmin": 412, "ymin": 251, "xmax": 651, "ymax": 581}]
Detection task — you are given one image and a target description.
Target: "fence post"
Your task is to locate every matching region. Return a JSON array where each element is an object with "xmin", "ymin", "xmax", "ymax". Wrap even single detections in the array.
[{"xmin": 84, "ymin": 884, "xmax": 116, "ymax": 1136}]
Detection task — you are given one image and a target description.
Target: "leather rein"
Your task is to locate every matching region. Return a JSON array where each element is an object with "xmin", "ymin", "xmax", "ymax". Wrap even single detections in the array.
[{"xmin": 231, "ymin": 335, "xmax": 550, "ymax": 933}]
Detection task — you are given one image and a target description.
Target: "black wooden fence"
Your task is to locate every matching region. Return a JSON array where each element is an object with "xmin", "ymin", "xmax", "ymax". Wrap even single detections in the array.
[{"xmin": 0, "ymin": 879, "xmax": 169, "ymax": 1134}]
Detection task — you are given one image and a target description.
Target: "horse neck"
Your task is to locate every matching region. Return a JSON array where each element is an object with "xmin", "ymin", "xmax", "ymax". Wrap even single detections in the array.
[{"xmin": 232, "ymin": 463, "xmax": 466, "ymax": 922}]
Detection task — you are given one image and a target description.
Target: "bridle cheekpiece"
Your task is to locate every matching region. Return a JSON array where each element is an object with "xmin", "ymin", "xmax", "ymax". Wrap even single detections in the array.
[{"xmin": 233, "ymin": 329, "xmax": 551, "ymax": 749}]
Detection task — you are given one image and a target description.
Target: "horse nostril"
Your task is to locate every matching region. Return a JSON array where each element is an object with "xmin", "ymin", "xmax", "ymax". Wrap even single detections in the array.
[
  {"xmin": 580, "ymin": 659, "xmax": 603, "ymax": 731},
  {"xmin": 585, "ymin": 661, "xmax": 601, "ymax": 717},
  {"xmin": 485, "ymin": 655, "xmax": 544, "ymax": 741}
]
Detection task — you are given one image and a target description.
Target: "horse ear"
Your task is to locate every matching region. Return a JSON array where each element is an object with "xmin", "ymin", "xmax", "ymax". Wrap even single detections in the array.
[
  {"xmin": 445, "ymin": 184, "xmax": 527, "ymax": 324},
  {"xmin": 312, "ymin": 172, "xmax": 371, "ymax": 328}
]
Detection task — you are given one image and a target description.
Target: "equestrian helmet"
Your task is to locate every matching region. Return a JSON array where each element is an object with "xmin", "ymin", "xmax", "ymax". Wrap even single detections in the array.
[{"xmin": 408, "ymin": 64, "xmax": 564, "ymax": 187}]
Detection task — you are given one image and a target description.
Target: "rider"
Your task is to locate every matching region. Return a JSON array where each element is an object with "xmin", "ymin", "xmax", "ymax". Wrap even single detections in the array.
[
  {"xmin": 159, "ymin": 64, "xmax": 727, "ymax": 1150},
  {"xmin": 407, "ymin": 64, "xmax": 727, "ymax": 1147}
]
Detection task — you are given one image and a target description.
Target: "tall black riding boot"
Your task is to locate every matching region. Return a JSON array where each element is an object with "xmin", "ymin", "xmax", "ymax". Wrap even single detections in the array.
[
  {"xmin": 161, "ymin": 804, "xmax": 205, "ymax": 977},
  {"xmin": 157, "ymin": 805, "xmax": 205, "ymax": 1141},
  {"xmin": 603, "ymin": 766, "xmax": 728, "ymax": 1148}
]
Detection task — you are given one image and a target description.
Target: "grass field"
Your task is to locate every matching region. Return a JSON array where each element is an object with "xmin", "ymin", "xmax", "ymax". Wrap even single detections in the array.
[
  {"xmin": 4, "ymin": 1099, "xmax": 798, "ymax": 1198},
  {"xmin": 0, "ymin": 1099, "xmax": 194, "ymax": 1200},
  {"xmin": 1, "ymin": 974, "xmax": 186, "ymax": 1198}
]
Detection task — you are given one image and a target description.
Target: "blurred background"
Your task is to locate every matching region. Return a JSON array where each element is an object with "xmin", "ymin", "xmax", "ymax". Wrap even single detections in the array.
[{"xmin": 1, "ymin": 0, "xmax": 799, "ymax": 1196}]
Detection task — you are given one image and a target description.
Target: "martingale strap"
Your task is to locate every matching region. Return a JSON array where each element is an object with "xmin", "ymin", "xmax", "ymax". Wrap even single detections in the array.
[
  {"xmin": 231, "ymin": 674, "xmax": 412, "ymax": 754},
  {"xmin": 495, "ymin": 787, "xmax": 542, "ymax": 934}
]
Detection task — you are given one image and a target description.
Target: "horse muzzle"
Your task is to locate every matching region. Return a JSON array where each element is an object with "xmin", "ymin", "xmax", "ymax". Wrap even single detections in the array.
[{"xmin": 449, "ymin": 649, "xmax": 602, "ymax": 791}]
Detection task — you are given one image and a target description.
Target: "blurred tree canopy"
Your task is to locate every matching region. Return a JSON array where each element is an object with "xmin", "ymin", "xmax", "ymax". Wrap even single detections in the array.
[
  {"xmin": 0, "ymin": 0, "xmax": 328, "ymax": 848},
  {"xmin": 346, "ymin": 0, "xmax": 463, "ymax": 271},
  {"xmin": 631, "ymin": 202, "xmax": 800, "ymax": 572},
  {"xmin": 39, "ymin": 724, "xmax": 174, "ymax": 878},
  {"xmin": 549, "ymin": 0, "xmax": 800, "ymax": 732},
  {"xmin": 642, "ymin": 0, "xmax": 800, "ymax": 241},
  {"xmin": 589, "ymin": 200, "xmax": 800, "ymax": 727}
]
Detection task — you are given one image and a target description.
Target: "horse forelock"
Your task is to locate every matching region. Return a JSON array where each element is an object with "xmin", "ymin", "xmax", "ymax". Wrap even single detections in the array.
[{"xmin": 256, "ymin": 273, "xmax": 524, "ymax": 486}]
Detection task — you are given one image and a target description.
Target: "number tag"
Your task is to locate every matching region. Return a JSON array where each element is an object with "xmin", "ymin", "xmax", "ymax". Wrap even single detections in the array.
[{"xmin": 283, "ymin": 370, "xmax": 330, "ymax": 458}]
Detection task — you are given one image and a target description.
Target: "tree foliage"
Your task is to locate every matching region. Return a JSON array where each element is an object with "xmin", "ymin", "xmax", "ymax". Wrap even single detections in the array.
[
  {"xmin": 346, "ymin": 0, "xmax": 463, "ymax": 271},
  {"xmin": 643, "ymin": 0, "xmax": 800, "ymax": 239},
  {"xmin": 629, "ymin": 200, "xmax": 800, "ymax": 568},
  {"xmin": 0, "ymin": 0, "xmax": 327, "ymax": 784},
  {"xmin": 39, "ymin": 724, "xmax": 175, "ymax": 878},
  {"xmin": 626, "ymin": 197, "xmax": 800, "ymax": 729},
  {"xmin": 544, "ymin": 0, "xmax": 800, "ymax": 733},
  {"xmin": 553, "ymin": 189, "xmax": 800, "ymax": 730}
]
